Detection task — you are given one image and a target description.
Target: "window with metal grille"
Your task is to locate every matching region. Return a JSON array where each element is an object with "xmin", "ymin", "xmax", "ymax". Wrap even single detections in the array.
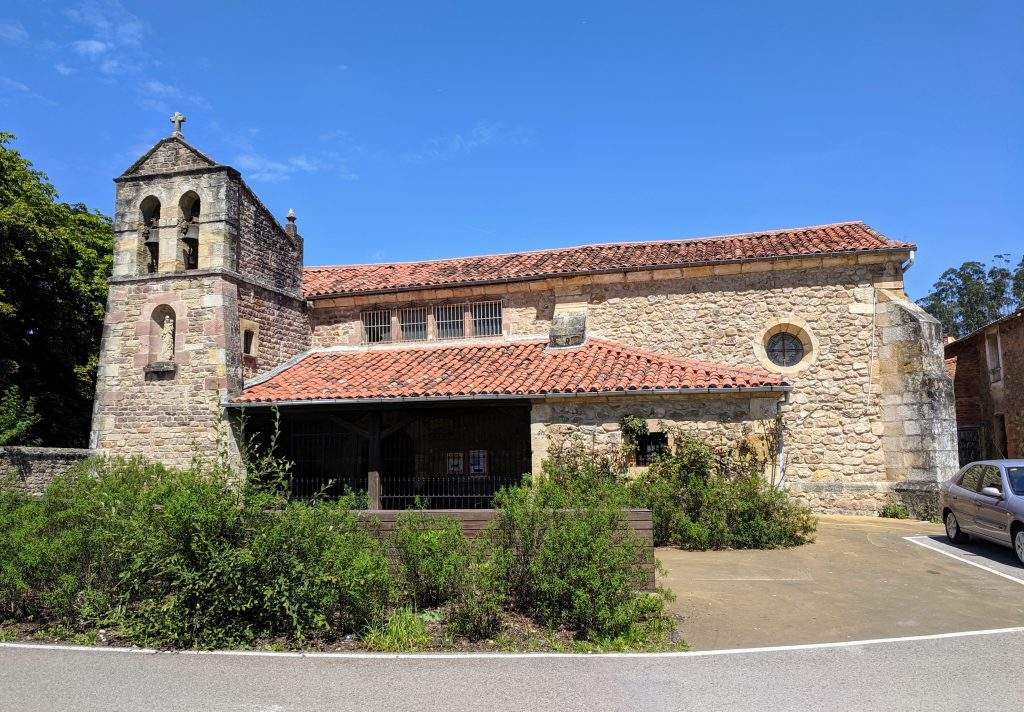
[
  {"xmin": 446, "ymin": 452, "xmax": 464, "ymax": 475},
  {"xmin": 361, "ymin": 309, "xmax": 392, "ymax": 343},
  {"xmin": 471, "ymin": 300, "xmax": 502, "ymax": 337},
  {"xmin": 399, "ymin": 307, "xmax": 427, "ymax": 341},
  {"xmin": 434, "ymin": 304, "xmax": 465, "ymax": 340},
  {"xmin": 469, "ymin": 449, "xmax": 488, "ymax": 475},
  {"xmin": 766, "ymin": 332, "xmax": 804, "ymax": 367},
  {"xmin": 635, "ymin": 432, "xmax": 668, "ymax": 466}
]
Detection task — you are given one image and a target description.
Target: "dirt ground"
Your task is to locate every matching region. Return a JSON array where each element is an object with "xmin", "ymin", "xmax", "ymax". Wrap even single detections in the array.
[{"xmin": 658, "ymin": 515, "xmax": 1024, "ymax": 650}]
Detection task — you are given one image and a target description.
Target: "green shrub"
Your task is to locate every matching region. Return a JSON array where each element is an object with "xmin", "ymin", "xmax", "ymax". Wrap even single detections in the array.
[
  {"xmin": 447, "ymin": 539, "xmax": 507, "ymax": 640},
  {"xmin": 628, "ymin": 434, "xmax": 816, "ymax": 550},
  {"xmin": 363, "ymin": 606, "xmax": 429, "ymax": 652},
  {"xmin": 392, "ymin": 512, "xmax": 468, "ymax": 609},
  {"xmin": 0, "ymin": 457, "xmax": 395, "ymax": 648},
  {"xmin": 491, "ymin": 475, "xmax": 672, "ymax": 644},
  {"xmin": 879, "ymin": 500, "xmax": 909, "ymax": 519}
]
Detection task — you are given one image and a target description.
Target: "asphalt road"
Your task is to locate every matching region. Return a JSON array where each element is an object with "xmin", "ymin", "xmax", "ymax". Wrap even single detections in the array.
[{"xmin": 2, "ymin": 629, "xmax": 1022, "ymax": 712}]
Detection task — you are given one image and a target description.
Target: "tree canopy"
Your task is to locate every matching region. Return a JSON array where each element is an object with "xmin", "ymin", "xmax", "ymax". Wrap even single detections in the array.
[
  {"xmin": 0, "ymin": 132, "xmax": 112, "ymax": 446},
  {"xmin": 917, "ymin": 254, "xmax": 1024, "ymax": 340}
]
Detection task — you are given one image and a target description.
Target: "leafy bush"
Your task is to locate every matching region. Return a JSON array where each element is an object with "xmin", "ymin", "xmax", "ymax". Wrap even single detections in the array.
[
  {"xmin": 628, "ymin": 434, "xmax": 816, "ymax": 550},
  {"xmin": 0, "ymin": 457, "xmax": 394, "ymax": 648},
  {"xmin": 491, "ymin": 473, "xmax": 672, "ymax": 644},
  {"xmin": 392, "ymin": 512, "xmax": 468, "ymax": 609},
  {"xmin": 363, "ymin": 606, "xmax": 429, "ymax": 652},
  {"xmin": 447, "ymin": 539, "xmax": 507, "ymax": 640},
  {"xmin": 879, "ymin": 500, "xmax": 909, "ymax": 519}
]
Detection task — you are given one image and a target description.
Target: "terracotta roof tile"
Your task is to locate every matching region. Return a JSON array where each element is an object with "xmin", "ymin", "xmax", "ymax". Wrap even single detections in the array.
[
  {"xmin": 303, "ymin": 221, "xmax": 911, "ymax": 298},
  {"xmin": 235, "ymin": 339, "xmax": 787, "ymax": 404}
]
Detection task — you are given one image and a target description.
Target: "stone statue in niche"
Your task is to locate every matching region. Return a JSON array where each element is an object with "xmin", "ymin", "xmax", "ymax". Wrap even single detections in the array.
[{"xmin": 159, "ymin": 314, "xmax": 175, "ymax": 361}]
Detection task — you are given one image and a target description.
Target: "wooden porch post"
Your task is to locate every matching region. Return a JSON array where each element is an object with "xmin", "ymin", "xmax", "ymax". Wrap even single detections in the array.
[{"xmin": 367, "ymin": 411, "xmax": 382, "ymax": 509}]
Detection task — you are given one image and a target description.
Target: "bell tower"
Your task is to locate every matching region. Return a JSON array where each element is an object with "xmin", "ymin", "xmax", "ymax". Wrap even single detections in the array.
[{"xmin": 90, "ymin": 114, "xmax": 311, "ymax": 467}]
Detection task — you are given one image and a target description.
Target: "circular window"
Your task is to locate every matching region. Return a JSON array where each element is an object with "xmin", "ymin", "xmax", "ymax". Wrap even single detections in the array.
[{"xmin": 766, "ymin": 332, "xmax": 805, "ymax": 368}]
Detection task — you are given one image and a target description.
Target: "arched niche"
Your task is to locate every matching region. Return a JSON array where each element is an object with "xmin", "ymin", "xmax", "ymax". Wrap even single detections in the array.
[
  {"xmin": 138, "ymin": 196, "xmax": 161, "ymax": 274},
  {"xmin": 177, "ymin": 191, "xmax": 201, "ymax": 270},
  {"xmin": 149, "ymin": 304, "xmax": 176, "ymax": 364}
]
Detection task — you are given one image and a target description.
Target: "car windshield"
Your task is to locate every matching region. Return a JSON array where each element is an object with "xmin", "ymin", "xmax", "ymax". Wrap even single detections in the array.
[{"xmin": 1008, "ymin": 467, "xmax": 1024, "ymax": 496}]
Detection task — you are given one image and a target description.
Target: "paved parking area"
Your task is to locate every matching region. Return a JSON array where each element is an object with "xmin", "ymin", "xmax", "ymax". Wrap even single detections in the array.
[{"xmin": 658, "ymin": 515, "xmax": 1024, "ymax": 650}]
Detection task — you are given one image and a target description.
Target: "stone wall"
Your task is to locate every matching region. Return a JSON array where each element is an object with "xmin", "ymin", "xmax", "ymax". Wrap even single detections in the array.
[
  {"xmin": 91, "ymin": 275, "xmax": 240, "ymax": 468},
  {"xmin": 529, "ymin": 394, "xmax": 780, "ymax": 473},
  {"xmin": 238, "ymin": 285, "xmax": 310, "ymax": 381},
  {"xmin": 0, "ymin": 446, "xmax": 93, "ymax": 495},
  {"xmin": 237, "ymin": 185, "xmax": 303, "ymax": 294},
  {"xmin": 309, "ymin": 254, "xmax": 951, "ymax": 513}
]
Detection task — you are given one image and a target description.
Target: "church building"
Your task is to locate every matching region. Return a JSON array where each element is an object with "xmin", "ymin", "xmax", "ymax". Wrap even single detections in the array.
[{"xmin": 90, "ymin": 116, "xmax": 958, "ymax": 514}]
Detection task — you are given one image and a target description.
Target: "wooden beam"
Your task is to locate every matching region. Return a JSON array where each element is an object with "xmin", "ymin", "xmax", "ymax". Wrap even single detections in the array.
[{"xmin": 329, "ymin": 416, "xmax": 369, "ymax": 439}]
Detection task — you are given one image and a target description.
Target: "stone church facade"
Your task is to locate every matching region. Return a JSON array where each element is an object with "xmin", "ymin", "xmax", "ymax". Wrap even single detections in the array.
[{"xmin": 89, "ymin": 123, "xmax": 958, "ymax": 514}]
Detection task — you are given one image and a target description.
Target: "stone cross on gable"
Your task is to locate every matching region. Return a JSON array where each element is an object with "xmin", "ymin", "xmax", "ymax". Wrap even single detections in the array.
[{"xmin": 170, "ymin": 112, "xmax": 186, "ymax": 137}]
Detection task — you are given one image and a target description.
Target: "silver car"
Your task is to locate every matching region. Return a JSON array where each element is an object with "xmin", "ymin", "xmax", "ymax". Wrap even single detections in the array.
[{"xmin": 939, "ymin": 459, "xmax": 1024, "ymax": 566}]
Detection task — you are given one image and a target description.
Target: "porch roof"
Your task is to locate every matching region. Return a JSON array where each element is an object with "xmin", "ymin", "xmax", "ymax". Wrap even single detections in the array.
[{"xmin": 232, "ymin": 338, "xmax": 788, "ymax": 406}]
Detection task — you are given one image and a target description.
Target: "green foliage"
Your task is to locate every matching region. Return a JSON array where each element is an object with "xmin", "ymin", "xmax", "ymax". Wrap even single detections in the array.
[
  {"xmin": 628, "ymin": 434, "xmax": 816, "ymax": 550},
  {"xmin": 363, "ymin": 607, "xmax": 429, "ymax": 652},
  {"xmin": 879, "ymin": 500, "xmax": 909, "ymax": 519},
  {"xmin": 618, "ymin": 414, "xmax": 649, "ymax": 452},
  {"xmin": 447, "ymin": 539, "xmax": 507, "ymax": 641},
  {"xmin": 491, "ymin": 473, "xmax": 673, "ymax": 644},
  {"xmin": 0, "ymin": 386, "xmax": 39, "ymax": 446},
  {"xmin": 392, "ymin": 512, "xmax": 469, "ymax": 609},
  {"xmin": 917, "ymin": 254, "xmax": 1024, "ymax": 339},
  {"xmin": 0, "ymin": 133, "xmax": 113, "ymax": 446},
  {"xmin": 0, "ymin": 458, "xmax": 394, "ymax": 648}
]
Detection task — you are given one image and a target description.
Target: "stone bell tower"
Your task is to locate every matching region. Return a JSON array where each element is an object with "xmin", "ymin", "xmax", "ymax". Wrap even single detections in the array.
[{"xmin": 90, "ymin": 113, "xmax": 311, "ymax": 467}]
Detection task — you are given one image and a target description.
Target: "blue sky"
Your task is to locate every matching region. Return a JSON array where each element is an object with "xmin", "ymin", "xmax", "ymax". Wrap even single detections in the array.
[{"xmin": 1, "ymin": 1, "xmax": 1021, "ymax": 299}]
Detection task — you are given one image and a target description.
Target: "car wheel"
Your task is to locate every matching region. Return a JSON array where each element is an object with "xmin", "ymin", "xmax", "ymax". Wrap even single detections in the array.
[
  {"xmin": 945, "ymin": 511, "xmax": 968, "ymax": 544},
  {"xmin": 1014, "ymin": 529, "xmax": 1024, "ymax": 567}
]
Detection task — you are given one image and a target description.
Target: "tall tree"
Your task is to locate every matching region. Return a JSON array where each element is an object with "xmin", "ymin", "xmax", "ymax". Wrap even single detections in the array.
[
  {"xmin": 0, "ymin": 132, "xmax": 112, "ymax": 446},
  {"xmin": 918, "ymin": 254, "xmax": 1023, "ymax": 339}
]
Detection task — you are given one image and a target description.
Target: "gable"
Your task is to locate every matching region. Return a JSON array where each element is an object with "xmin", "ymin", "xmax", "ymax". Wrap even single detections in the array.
[{"xmin": 119, "ymin": 137, "xmax": 218, "ymax": 178}]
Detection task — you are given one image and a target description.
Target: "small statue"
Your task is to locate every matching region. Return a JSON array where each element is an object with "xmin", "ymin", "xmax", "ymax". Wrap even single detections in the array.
[{"xmin": 159, "ymin": 314, "xmax": 174, "ymax": 361}]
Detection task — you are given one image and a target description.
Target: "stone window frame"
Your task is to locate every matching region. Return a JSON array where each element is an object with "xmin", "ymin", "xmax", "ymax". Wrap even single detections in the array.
[
  {"xmin": 753, "ymin": 316, "xmax": 818, "ymax": 375},
  {"xmin": 240, "ymin": 318, "xmax": 260, "ymax": 361}
]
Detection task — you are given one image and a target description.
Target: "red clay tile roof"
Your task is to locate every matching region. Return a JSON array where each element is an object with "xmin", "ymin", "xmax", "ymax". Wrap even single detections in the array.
[
  {"xmin": 235, "ymin": 339, "xmax": 786, "ymax": 404},
  {"xmin": 303, "ymin": 221, "xmax": 912, "ymax": 298}
]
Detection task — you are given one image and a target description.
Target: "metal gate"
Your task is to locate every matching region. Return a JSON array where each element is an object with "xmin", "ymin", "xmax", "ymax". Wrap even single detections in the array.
[{"xmin": 957, "ymin": 426, "xmax": 982, "ymax": 466}]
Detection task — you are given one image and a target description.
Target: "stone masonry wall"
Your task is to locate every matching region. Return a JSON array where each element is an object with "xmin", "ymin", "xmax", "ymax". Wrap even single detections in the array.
[
  {"xmin": 237, "ymin": 186, "xmax": 303, "ymax": 294},
  {"xmin": 238, "ymin": 284, "xmax": 311, "ymax": 381},
  {"xmin": 306, "ymin": 254, "xmax": 957, "ymax": 514},
  {"xmin": 91, "ymin": 276, "xmax": 241, "ymax": 468},
  {"xmin": 0, "ymin": 447, "xmax": 93, "ymax": 495},
  {"xmin": 529, "ymin": 394, "xmax": 779, "ymax": 473}
]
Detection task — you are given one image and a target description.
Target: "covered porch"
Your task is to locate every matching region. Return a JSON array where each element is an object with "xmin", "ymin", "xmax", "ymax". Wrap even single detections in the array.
[{"xmin": 246, "ymin": 401, "xmax": 532, "ymax": 508}]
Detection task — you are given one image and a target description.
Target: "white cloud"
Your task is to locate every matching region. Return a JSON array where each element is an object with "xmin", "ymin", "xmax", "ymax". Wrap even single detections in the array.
[
  {"xmin": 72, "ymin": 39, "xmax": 109, "ymax": 57},
  {"xmin": 0, "ymin": 77, "xmax": 56, "ymax": 106},
  {"xmin": 65, "ymin": 2, "xmax": 145, "ymax": 46},
  {"xmin": 0, "ymin": 20, "xmax": 28, "ymax": 44},
  {"xmin": 233, "ymin": 151, "xmax": 358, "ymax": 183},
  {"xmin": 405, "ymin": 121, "xmax": 535, "ymax": 162},
  {"xmin": 54, "ymin": 63, "xmax": 77, "ymax": 76}
]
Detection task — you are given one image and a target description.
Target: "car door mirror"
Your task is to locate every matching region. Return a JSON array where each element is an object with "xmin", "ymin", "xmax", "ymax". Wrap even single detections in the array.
[{"xmin": 980, "ymin": 486, "xmax": 1002, "ymax": 499}]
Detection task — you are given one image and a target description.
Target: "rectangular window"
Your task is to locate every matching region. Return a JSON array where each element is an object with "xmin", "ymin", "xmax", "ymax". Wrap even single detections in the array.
[
  {"xmin": 435, "ymin": 304, "xmax": 465, "ymax": 340},
  {"xmin": 399, "ymin": 307, "xmax": 427, "ymax": 341},
  {"xmin": 362, "ymin": 309, "xmax": 392, "ymax": 343},
  {"xmin": 242, "ymin": 329, "xmax": 255, "ymax": 356},
  {"xmin": 469, "ymin": 449, "xmax": 488, "ymax": 475},
  {"xmin": 446, "ymin": 452, "xmax": 464, "ymax": 476},
  {"xmin": 979, "ymin": 465, "xmax": 1003, "ymax": 495},
  {"xmin": 986, "ymin": 331, "xmax": 1002, "ymax": 382},
  {"xmin": 471, "ymin": 300, "xmax": 503, "ymax": 337},
  {"xmin": 636, "ymin": 432, "xmax": 668, "ymax": 466},
  {"xmin": 959, "ymin": 465, "xmax": 983, "ymax": 492}
]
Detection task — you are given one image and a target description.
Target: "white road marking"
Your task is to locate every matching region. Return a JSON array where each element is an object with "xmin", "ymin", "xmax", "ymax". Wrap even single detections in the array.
[
  {"xmin": 3, "ymin": 627, "xmax": 1023, "ymax": 660},
  {"xmin": 905, "ymin": 536, "xmax": 1024, "ymax": 586}
]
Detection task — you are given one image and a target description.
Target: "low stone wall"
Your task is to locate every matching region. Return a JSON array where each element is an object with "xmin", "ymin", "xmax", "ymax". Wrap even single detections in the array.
[{"xmin": 0, "ymin": 446, "xmax": 94, "ymax": 495}]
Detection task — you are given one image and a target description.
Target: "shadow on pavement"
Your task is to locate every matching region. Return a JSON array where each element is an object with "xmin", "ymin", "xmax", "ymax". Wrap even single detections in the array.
[{"xmin": 923, "ymin": 534, "xmax": 1024, "ymax": 570}]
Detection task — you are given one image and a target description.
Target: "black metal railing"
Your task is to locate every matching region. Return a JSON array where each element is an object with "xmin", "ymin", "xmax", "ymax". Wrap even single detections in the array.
[{"xmin": 380, "ymin": 473, "xmax": 523, "ymax": 510}]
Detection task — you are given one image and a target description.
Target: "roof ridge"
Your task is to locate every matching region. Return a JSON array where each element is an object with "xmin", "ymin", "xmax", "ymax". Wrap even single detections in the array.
[{"xmin": 303, "ymin": 220, "xmax": 876, "ymax": 272}]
